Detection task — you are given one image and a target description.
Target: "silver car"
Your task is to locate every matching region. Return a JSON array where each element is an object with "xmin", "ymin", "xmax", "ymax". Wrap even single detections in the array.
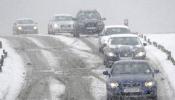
[
  {"xmin": 13, "ymin": 18, "xmax": 38, "ymax": 35},
  {"xmin": 48, "ymin": 14, "xmax": 75, "ymax": 35}
]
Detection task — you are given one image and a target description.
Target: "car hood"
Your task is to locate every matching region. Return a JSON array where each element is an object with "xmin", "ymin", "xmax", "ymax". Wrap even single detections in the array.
[
  {"xmin": 109, "ymin": 74, "xmax": 154, "ymax": 82},
  {"xmin": 83, "ymin": 19, "xmax": 101, "ymax": 23},
  {"xmin": 17, "ymin": 24, "xmax": 37, "ymax": 27},
  {"xmin": 55, "ymin": 21, "xmax": 74, "ymax": 25}
]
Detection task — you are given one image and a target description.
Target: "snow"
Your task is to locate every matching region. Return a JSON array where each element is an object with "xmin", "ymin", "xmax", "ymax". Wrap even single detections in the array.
[
  {"xmin": 51, "ymin": 35, "xmax": 92, "ymax": 52},
  {"xmin": 49, "ymin": 77, "xmax": 65, "ymax": 100},
  {"xmin": 145, "ymin": 33, "xmax": 175, "ymax": 58},
  {"xmin": 0, "ymin": 38, "xmax": 25, "ymax": 100},
  {"xmin": 27, "ymin": 37, "xmax": 58, "ymax": 69},
  {"xmin": 90, "ymin": 76, "xmax": 106, "ymax": 100},
  {"xmin": 26, "ymin": 37, "xmax": 65, "ymax": 98},
  {"xmin": 146, "ymin": 44, "xmax": 175, "ymax": 97}
]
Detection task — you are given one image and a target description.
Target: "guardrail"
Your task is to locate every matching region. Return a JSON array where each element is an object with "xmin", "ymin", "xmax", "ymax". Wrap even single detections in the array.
[
  {"xmin": 138, "ymin": 33, "xmax": 175, "ymax": 65},
  {"xmin": 0, "ymin": 41, "xmax": 8, "ymax": 72}
]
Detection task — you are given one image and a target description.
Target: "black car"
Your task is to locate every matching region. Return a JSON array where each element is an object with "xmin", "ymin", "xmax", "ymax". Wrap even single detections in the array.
[
  {"xmin": 103, "ymin": 60, "xmax": 159, "ymax": 100},
  {"xmin": 73, "ymin": 10, "xmax": 105, "ymax": 37},
  {"xmin": 103, "ymin": 34, "xmax": 147, "ymax": 68},
  {"xmin": 13, "ymin": 18, "xmax": 38, "ymax": 35}
]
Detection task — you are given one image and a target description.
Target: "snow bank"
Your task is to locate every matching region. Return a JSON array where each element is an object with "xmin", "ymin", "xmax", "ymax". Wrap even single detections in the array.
[
  {"xmin": 146, "ymin": 44, "xmax": 175, "ymax": 97},
  {"xmin": 90, "ymin": 76, "xmax": 106, "ymax": 100},
  {"xmin": 0, "ymin": 38, "xmax": 25, "ymax": 100}
]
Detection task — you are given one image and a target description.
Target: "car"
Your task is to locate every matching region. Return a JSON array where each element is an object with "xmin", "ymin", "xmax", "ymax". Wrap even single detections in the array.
[
  {"xmin": 103, "ymin": 60, "xmax": 158, "ymax": 100},
  {"xmin": 13, "ymin": 18, "xmax": 38, "ymax": 35},
  {"xmin": 103, "ymin": 34, "xmax": 147, "ymax": 67},
  {"xmin": 48, "ymin": 14, "xmax": 75, "ymax": 35},
  {"xmin": 98, "ymin": 25, "xmax": 131, "ymax": 53},
  {"xmin": 73, "ymin": 10, "xmax": 105, "ymax": 37}
]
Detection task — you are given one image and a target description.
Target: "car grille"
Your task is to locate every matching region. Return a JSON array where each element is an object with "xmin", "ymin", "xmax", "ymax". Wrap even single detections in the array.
[
  {"xmin": 22, "ymin": 26, "xmax": 34, "ymax": 30},
  {"xmin": 118, "ymin": 47, "xmax": 133, "ymax": 58},
  {"xmin": 122, "ymin": 82, "xmax": 141, "ymax": 87},
  {"xmin": 86, "ymin": 22, "xmax": 97, "ymax": 27},
  {"xmin": 61, "ymin": 24, "xmax": 71, "ymax": 28}
]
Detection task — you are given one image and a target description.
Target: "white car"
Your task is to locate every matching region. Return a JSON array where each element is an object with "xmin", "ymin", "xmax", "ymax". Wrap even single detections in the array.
[
  {"xmin": 98, "ymin": 25, "xmax": 131, "ymax": 52},
  {"xmin": 48, "ymin": 14, "xmax": 75, "ymax": 35}
]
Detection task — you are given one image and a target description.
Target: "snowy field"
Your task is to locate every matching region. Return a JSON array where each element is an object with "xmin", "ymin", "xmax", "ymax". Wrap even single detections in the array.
[{"xmin": 145, "ymin": 33, "xmax": 175, "ymax": 58}]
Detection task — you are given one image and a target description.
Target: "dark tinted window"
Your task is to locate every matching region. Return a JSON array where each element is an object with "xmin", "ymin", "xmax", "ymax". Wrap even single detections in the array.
[
  {"xmin": 111, "ymin": 62, "xmax": 152, "ymax": 75},
  {"xmin": 77, "ymin": 11, "xmax": 101, "ymax": 20}
]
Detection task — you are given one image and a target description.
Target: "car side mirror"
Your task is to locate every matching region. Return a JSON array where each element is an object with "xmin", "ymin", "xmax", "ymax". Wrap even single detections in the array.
[
  {"xmin": 103, "ymin": 71, "xmax": 109, "ymax": 75},
  {"xmin": 154, "ymin": 69, "xmax": 160, "ymax": 74},
  {"xmin": 143, "ymin": 42, "xmax": 147, "ymax": 46},
  {"xmin": 102, "ymin": 18, "xmax": 106, "ymax": 21}
]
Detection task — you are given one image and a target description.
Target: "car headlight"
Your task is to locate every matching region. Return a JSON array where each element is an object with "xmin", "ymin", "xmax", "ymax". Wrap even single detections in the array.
[
  {"xmin": 108, "ymin": 52, "xmax": 115, "ymax": 57},
  {"xmin": 33, "ymin": 26, "xmax": 37, "ymax": 30},
  {"xmin": 135, "ymin": 52, "xmax": 145, "ymax": 57},
  {"xmin": 145, "ymin": 81, "xmax": 154, "ymax": 87},
  {"xmin": 18, "ymin": 26, "xmax": 22, "ymax": 30},
  {"xmin": 54, "ymin": 24, "xmax": 58, "ymax": 28},
  {"xmin": 110, "ymin": 82, "xmax": 119, "ymax": 88}
]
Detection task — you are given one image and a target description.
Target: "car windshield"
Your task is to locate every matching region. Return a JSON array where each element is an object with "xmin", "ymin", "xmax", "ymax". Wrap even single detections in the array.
[
  {"xmin": 78, "ymin": 11, "xmax": 101, "ymax": 20},
  {"xmin": 111, "ymin": 62, "xmax": 152, "ymax": 75},
  {"xmin": 17, "ymin": 20, "xmax": 34, "ymax": 24},
  {"xmin": 54, "ymin": 16, "xmax": 73, "ymax": 21},
  {"xmin": 105, "ymin": 28, "xmax": 130, "ymax": 35},
  {"xmin": 110, "ymin": 37, "xmax": 140, "ymax": 45}
]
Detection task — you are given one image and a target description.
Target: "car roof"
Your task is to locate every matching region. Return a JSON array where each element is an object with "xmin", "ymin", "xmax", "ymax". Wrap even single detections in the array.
[
  {"xmin": 114, "ymin": 60, "xmax": 150, "ymax": 64},
  {"xmin": 54, "ymin": 14, "xmax": 72, "ymax": 17},
  {"xmin": 16, "ymin": 18, "xmax": 33, "ymax": 21},
  {"xmin": 109, "ymin": 34, "xmax": 138, "ymax": 38},
  {"xmin": 105, "ymin": 25, "xmax": 129, "ymax": 29}
]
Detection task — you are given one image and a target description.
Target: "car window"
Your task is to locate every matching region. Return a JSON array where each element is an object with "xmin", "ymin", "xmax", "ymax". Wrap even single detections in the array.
[
  {"xmin": 17, "ymin": 20, "xmax": 34, "ymax": 24},
  {"xmin": 77, "ymin": 11, "xmax": 101, "ymax": 20},
  {"xmin": 105, "ymin": 28, "xmax": 130, "ymax": 35},
  {"xmin": 110, "ymin": 37, "xmax": 140, "ymax": 45},
  {"xmin": 54, "ymin": 16, "xmax": 73, "ymax": 21},
  {"xmin": 111, "ymin": 62, "xmax": 152, "ymax": 75}
]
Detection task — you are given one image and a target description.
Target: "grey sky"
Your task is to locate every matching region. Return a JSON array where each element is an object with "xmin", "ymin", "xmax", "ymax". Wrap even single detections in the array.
[{"xmin": 0, "ymin": 0, "xmax": 175, "ymax": 34}]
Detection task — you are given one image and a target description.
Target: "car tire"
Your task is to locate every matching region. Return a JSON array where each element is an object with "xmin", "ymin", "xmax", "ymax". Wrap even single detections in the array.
[{"xmin": 107, "ymin": 95, "xmax": 112, "ymax": 100}]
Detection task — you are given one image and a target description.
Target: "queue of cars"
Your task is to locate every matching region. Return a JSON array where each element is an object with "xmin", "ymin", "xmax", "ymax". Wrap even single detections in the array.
[
  {"xmin": 12, "ymin": 10, "xmax": 105, "ymax": 36},
  {"xmin": 12, "ymin": 10, "xmax": 159, "ymax": 100},
  {"xmin": 99, "ymin": 25, "xmax": 158, "ymax": 100}
]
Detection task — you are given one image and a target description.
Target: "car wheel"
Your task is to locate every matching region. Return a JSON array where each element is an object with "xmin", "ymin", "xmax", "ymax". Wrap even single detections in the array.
[{"xmin": 107, "ymin": 94, "xmax": 112, "ymax": 100}]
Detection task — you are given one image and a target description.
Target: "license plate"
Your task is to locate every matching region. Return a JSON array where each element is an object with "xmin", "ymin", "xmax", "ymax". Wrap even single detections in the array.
[
  {"xmin": 124, "ymin": 87, "xmax": 140, "ymax": 93},
  {"xmin": 86, "ymin": 27, "xmax": 96, "ymax": 29}
]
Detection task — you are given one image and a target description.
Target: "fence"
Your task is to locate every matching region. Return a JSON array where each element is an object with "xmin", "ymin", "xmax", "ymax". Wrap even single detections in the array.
[{"xmin": 138, "ymin": 33, "xmax": 175, "ymax": 65}]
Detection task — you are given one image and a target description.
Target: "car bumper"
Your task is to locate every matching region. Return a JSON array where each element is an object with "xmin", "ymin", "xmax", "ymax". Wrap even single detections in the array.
[
  {"xmin": 53, "ymin": 28, "xmax": 74, "ymax": 33},
  {"xmin": 107, "ymin": 87, "xmax": 157, "ymax": 99},
  {"xmin": 17, "ymin": 29, "xmax": 38, "ymax": 34}
]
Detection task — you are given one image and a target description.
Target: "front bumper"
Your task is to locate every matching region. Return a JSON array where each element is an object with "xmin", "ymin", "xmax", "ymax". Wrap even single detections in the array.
[
  {"xmin": 52, "ymin": 27, "xmax": 74, "ymax": 33},
  {"xmin": 17, "ymin": 29, "xmax": 38, "ymax": 34},
  {"xmin": 107, "ymin": 86, "xmax": 157, "ymax": 99}
]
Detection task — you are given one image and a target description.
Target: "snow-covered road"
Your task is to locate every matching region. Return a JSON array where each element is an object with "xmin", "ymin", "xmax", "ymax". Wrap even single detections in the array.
[{"xmin": 0, "ymin": 33, "xmax": 175, "ymax": 100}]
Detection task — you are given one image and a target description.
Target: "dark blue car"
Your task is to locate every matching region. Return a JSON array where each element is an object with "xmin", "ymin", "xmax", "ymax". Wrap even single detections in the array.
[{"xmin": 103, "ymin": 60, "xmax": 159, "ymax": 100}]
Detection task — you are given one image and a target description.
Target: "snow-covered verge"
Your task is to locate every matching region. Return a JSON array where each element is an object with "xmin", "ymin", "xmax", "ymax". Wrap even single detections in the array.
[
  {"xmin": 145, "ymin": 33, "xmax": 175, "ymax": 58},
  {"xmin": 49, "ymin": 77, "xmax": 65, "ymax": 100},
  {"xmin": 146, "ymin": 44, "xmax": 175, "ymax": 97},
  {"xmin": 0, "ymin": 38, "xmax": 25, "ymax": 100}
]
